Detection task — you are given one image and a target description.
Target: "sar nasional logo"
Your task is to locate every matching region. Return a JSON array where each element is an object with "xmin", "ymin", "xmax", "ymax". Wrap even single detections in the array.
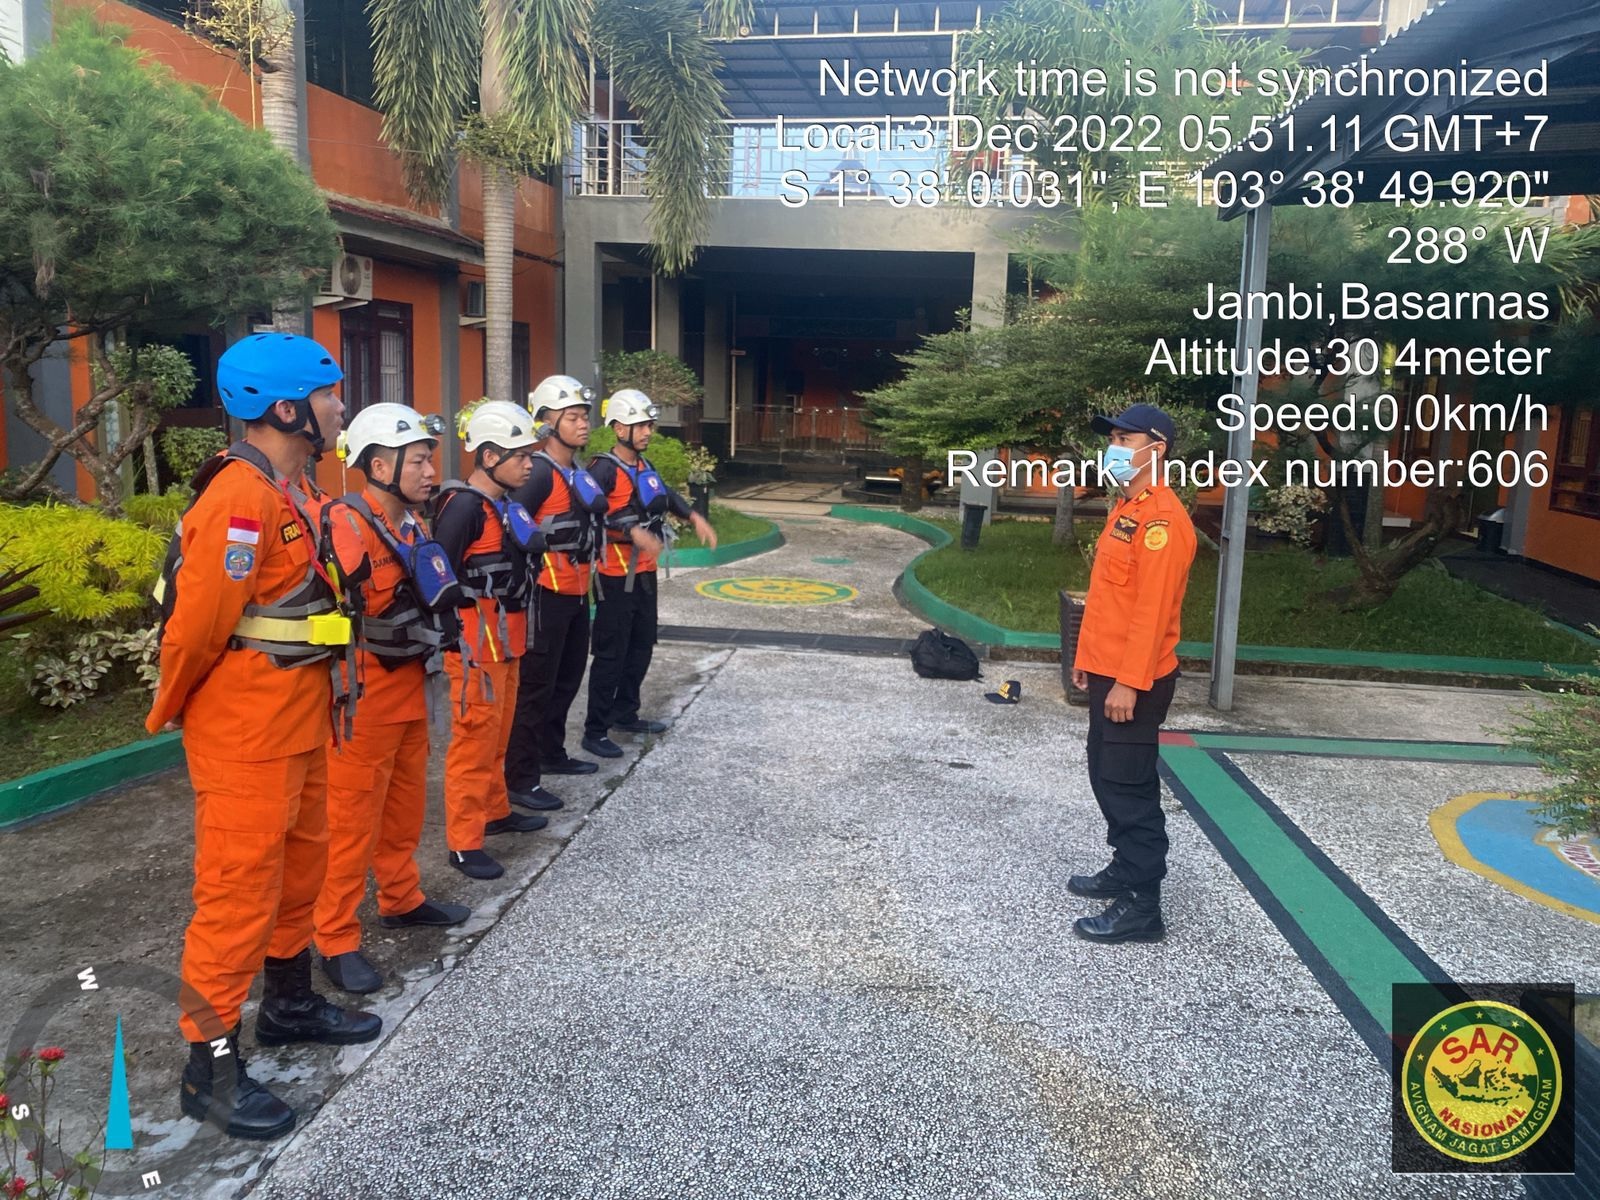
[{"xmin": 1402, "ymin": 1000, "xmax": 1562, "ymax": 1163}]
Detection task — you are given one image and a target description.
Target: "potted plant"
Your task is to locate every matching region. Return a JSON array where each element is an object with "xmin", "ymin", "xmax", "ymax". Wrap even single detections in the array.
[
  {"xmin": 1253, "ymin": 484, "xmax": 1328, "ymax": 548},
  {"xmin": 685, "ymin": 446, "xmax": 718, "ymax": 518}
]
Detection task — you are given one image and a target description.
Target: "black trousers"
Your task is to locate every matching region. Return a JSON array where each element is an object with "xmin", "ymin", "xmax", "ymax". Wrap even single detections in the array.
[
  {"xmin": 584, "ymin": 571, "xmax": 658, "ymax": 739},
  {"xmin": 504, "ymin": 588, "xmax": 590, "ymax": 792},
  {"xmin": 1084, "ymin": 669, "xmax": 1179, "ymax": 887}
]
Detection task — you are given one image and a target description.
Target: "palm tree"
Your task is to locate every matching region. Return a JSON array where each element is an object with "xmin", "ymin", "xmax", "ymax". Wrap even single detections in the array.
[{"xmin": 370, "ymin": 0, "xmax": 747, "ymax": 404}]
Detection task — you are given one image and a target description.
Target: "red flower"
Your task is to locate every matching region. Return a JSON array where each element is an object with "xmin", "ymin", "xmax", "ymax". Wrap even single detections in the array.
[
  {"xmin": 12, "ymin": 1048, "xmax": 30, "ymax": 1062},
  {"xmin": 6, "ymin": 1177, "xmax": 26, "ymax": 1198},
  {"xmin": 0, "ymin": 1093, "xmax": 8, "ymax": 1109},
  {"xmin": 36, "ymin": 1048, "xmax": 65, "ymax": 1063}
]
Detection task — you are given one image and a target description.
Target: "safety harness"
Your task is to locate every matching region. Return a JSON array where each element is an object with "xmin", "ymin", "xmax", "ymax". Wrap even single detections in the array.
[
  {"xmin": 323, "ymin": 493, "xmax": 464, "ymax": 727},
  {"xmin": 532, "ymin": 451, "xmax": 610, "ymax": 569},
  {"xmin": 432, "ymin": 481, "xmax": 538, "ymax": 711},
  {"xmin": 154, "ymin": 441, "xmax": 358, "ymax": 735},
  {"xmin": 595, "ymin": 450, "xmax": 674, "ymax": 593}
]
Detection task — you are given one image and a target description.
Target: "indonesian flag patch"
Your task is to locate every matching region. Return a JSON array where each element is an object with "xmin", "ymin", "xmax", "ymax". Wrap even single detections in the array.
[{"xmin": 225, "ymin": 517, "xmax": 261, "ymax": 545}]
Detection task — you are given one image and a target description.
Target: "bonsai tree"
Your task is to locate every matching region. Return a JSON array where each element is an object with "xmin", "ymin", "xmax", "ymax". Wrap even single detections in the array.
[{"xmin": 0, "ymin": 14, "xmax": 337, "ymax": 510}]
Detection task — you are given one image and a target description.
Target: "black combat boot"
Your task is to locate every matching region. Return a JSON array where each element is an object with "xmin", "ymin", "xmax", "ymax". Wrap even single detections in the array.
[
  {"xmin": 256, "ymin": 948, "xmax": 382, "ymax": 1046},
  {"xmin": 1072, "ymin": 887, "xmax": 1165, "ymax": 944},
  {"xmin": 1066, "ymin": 863, "xmax": 1134, "ymax": 899},
  {"xmin": 179, "ymin": 1027, "xmax": 295, "ymax": 1140}
]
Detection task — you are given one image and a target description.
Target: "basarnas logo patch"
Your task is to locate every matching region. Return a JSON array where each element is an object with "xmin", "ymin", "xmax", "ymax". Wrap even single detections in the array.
[{"xmin": 1392, "ymin": 983, "xmax": 1575, "ymax": 1174}]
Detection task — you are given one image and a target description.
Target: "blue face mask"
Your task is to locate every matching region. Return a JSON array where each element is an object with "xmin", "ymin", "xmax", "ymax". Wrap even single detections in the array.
[{"xmin": 1102, "ymin": 444, "xmax": 1143, "ymax": 487}]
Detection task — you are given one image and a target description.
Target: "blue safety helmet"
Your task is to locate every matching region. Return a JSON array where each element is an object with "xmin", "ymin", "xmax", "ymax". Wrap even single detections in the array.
[{"xmin": 216, "ymin": 333, "xmax": 344, "ymax": 420}]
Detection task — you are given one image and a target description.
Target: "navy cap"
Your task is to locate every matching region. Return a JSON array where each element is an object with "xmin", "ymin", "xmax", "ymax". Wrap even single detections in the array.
[{"xmin": 1092, "ymin": 403, "xmax": 1175, "ymax": 446}]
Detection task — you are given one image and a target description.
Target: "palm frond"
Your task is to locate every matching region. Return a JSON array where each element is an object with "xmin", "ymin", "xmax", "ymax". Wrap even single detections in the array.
[
  {"xmin": 700, "ymin": 0, "xmax": 753, "ymax": 39},
  {"xmin": 591, "ymin": 0, "xmax": 730, "ymax": 274},
  {"xmin": 497, "ymin": 0, "xmax": 589, "ymax": 165},
  {"xmin": 368, "ymin": 0, "xmax": 479, "ymax": 205}
]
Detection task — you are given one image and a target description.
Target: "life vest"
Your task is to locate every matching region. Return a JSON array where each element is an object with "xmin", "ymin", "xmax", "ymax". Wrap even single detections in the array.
[
  {"xmin": 532, "ymin": 451, "xmax": 609, "ymax": 565},
  {"xmin": 596, "ymin": 451, "xmax": 671, "ymax": 538},
  {"xmin": 155, "ymin": 442, "xmax": 349, "ymax": 670},
  {"xmin": 432, "ymin": 481, "xmax": 539, "ymax": 603},
  {"xmin": 595, "ymin": 450, "xmax": 675, "ymax": 592},
  {"xmin": 323, "ymin": 493, "xmax": 462, "ymax": 672}
]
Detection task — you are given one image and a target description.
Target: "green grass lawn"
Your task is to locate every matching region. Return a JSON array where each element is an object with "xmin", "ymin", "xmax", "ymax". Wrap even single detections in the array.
[
  {"xmin": 914, "ymin": 517, "xmax": 1596, "ymax": 664},
  {"xmin": 2, "ymin": 653, "xmax": 154, "ymax": 782},
  {"xmin": 673, "ymin": 503, "xmax": 775, "ymax": 550}
]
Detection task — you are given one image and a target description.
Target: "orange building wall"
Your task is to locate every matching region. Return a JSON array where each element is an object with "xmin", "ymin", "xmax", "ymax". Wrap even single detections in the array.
[
  {"xmin": 1519, "ymin": 421, "xmax": 1600, "ymax": 581},
  {"xmin": 98, "ymin": 1, "xmax": 257, "ymax": 124}
]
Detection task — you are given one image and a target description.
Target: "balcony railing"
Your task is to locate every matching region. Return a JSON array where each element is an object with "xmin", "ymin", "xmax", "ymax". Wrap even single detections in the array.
[{"xmin": 572, "ymin": 116, "xmax": 1037, "ymax": 202}]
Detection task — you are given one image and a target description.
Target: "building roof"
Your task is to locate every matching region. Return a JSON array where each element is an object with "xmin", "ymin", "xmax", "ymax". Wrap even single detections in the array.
[{"xmin": 1202, "ymin": 0, "xmax": 1600, "ymax": 217}]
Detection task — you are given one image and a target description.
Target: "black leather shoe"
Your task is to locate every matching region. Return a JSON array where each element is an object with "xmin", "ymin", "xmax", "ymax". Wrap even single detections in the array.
[
  {"xmin": 511, "ymin": 785, "xmax": 563, "ymax": 812},
  {"xmin": 541, "ymin": 754, "xmax": 598, "ymax": 775},
  {"xmin": 486, "ymin": 811, "xmax": 548, "ymax": 835},
  {"xmin": 380, "ymin": 899, "xmax": 471, "ymax": 929},
  {"xmin": 1072, "ymin": 892, "xmax": 1165, "ymax": 944},
  {"xmin": 319, "ymin": 950, "xmax": 381, "ymax": 995},
  {"xmin": 448, "ymin": 849, "xmax": 504, "ymax": 879},
  {"xmin": 256, "ymin": 950, "xmax": 382, "ymax": 1046},
  {"xmin": 1067, "ymin": 865, "xmax": 1134, "ymax": 900},
  {"xmin": 581, "ymin": 735, "xmax": 623, "ymax": 759},
  {"xmin": 614, "ymin": 718, "xmax": 669, "ymax": 734},
  {"xmin": 180, "ymin": 1028, "xmax": 295, "ymax": 1140}
]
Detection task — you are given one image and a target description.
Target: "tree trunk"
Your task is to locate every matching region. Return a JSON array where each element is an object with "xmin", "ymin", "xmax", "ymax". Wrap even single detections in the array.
[
  {"xmin": 1052, "ymin": 483, "xmax": 1076, "ymax": 547},
  {"xmin": 900, "ymin": 454, "xmax": 924, "ymax": 512},
  {"xmin": 258, "ymin": 0, "xmax": 305, "ymax": 335},
  {"xmin": 479, "ymin": 0, "xmax": 515, "ymax": 405},
  {"xmin": 258, "ymin": 1, "xmax": 300, "ymax": 155},
  {"xmin": 1328, "ymin": 487, "xmax": 1466, "ymax": 610},
  {"xmin": 482, "ymin": 166, "xmax": 516, "ymax": 404},
  {"xmin": 143, "ymin": 435, "xmax": 161, "ymax": 494}
]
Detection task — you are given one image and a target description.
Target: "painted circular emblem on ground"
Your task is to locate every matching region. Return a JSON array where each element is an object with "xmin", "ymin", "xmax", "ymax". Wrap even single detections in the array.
[
  {"xmin": 694, "ymin": 577, "xmax": 857, "ymax": 606},
  {"xmin": 1430, "ymin": 793, "xmax": 1600, "ymax": 926},
  {"xmin": 1402, "ymin": 999, "xmax": 1561, "ymax": 1163}
]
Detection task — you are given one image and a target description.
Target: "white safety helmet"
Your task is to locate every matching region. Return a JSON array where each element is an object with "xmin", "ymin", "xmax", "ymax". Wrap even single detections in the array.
[
  {"xmin": 336, "ymin": 402, "xmax": 443, "ymax": 466},
  {"xmin": 605, "ymin": 389, "xmax": 659, "ymax": 426},
  {"xmin": 528, "ymin": 374, "xmax": 595, "ymax": 421},
  {"xmin": 461, "ymin": 399, "xmax": 539, "ymax": 453}
]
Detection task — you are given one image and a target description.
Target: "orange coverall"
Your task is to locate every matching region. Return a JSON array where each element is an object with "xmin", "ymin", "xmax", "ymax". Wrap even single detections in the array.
[
  {"xmin": 312, "ymin": 488, "xmax": 433, "ymax": 958},
  {"xmin": 147, "ymin": 461, "xmax": 334, "ymax": 1043},
  {"xmin": 434, "ymin": 491, "xmax": 526, "ymax": 853}
]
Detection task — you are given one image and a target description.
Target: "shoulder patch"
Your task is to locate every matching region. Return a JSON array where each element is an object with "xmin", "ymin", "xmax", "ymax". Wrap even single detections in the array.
[
  {"xmin": 225, "ymin": 516, "xmax": 261, "ymax": 545},
  {"xmin": 223, "ymin": 543, "xmax": 256, "ymax": 580},
  {"xmin": 1143, "ymin": 524, "xmax": 1169, "ymax": 551}
]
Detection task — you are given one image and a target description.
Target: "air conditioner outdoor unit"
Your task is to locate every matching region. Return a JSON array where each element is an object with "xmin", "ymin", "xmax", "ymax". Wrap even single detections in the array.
[
  {"xmin": 314, "ymin": 253, "xmax": 374, "ymax": 309},
  {"xmin": 460, "ymin": 280, "xmax": 488, "ymax": 327}
]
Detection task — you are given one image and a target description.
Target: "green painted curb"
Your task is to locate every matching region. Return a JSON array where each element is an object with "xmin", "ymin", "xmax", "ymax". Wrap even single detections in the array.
[
  {"xmin": 671, "ymin": 520, "xmax": 784, "ymax": 568},
  {"xmin": 828, "ymin": 503, "xmax": 1596, "ymax": 677},
  {"xmin": 828, "ymin": 504, "xmax": 1059, "ymax": 649},
  {"xmin": 1, "ymin": 732, "xmax": 185, "ymax": 830}
]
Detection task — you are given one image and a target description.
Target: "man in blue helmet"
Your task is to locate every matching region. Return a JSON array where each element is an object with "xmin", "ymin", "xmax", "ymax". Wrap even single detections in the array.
[{"xmin": 148, "ymin": 333, "xmax": 380, "ymax": 1141}]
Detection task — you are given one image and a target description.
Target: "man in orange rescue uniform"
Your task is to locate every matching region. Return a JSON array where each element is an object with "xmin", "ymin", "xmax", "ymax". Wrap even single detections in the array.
[
  {"xmin": 433, "ymin": 401, "xmax": 549, "ymax": 882},
  {"xmin": 148, "ymin": 333, "xmax": 380, "ymax": 1142},
  {"xmin": 1069, "ymin": 403, "xmax": 1197, "ymax": 945},
  {"xmin": 312, "ymin": 403, "xmax": 472, "ymax": 996}
]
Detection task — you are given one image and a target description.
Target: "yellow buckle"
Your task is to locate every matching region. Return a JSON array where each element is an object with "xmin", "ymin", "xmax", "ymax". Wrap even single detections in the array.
[{"xmin": 306, "ymin": 612, "xmax": 352, "ymax": 646}]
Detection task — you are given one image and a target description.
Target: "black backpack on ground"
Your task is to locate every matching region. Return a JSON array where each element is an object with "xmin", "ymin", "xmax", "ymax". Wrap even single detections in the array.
[{"xmin": 910, "ymin": 628, "xmax": 982, "ymax": 680}]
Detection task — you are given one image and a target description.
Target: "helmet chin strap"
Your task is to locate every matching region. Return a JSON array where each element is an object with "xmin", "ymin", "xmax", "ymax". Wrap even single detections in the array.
[
  {"xmin": 617, "ymin": 423, "xmax": 642, "ymax": 454},
  {"xmin": 266, "ymin": 399, "xmax": 326, "ymax": 458}
]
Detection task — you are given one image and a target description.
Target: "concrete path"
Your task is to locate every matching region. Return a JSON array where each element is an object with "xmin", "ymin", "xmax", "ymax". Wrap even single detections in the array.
[{"xmin": 247, "ymin": 658, "xmax": 1584, "ymax": 1200}]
